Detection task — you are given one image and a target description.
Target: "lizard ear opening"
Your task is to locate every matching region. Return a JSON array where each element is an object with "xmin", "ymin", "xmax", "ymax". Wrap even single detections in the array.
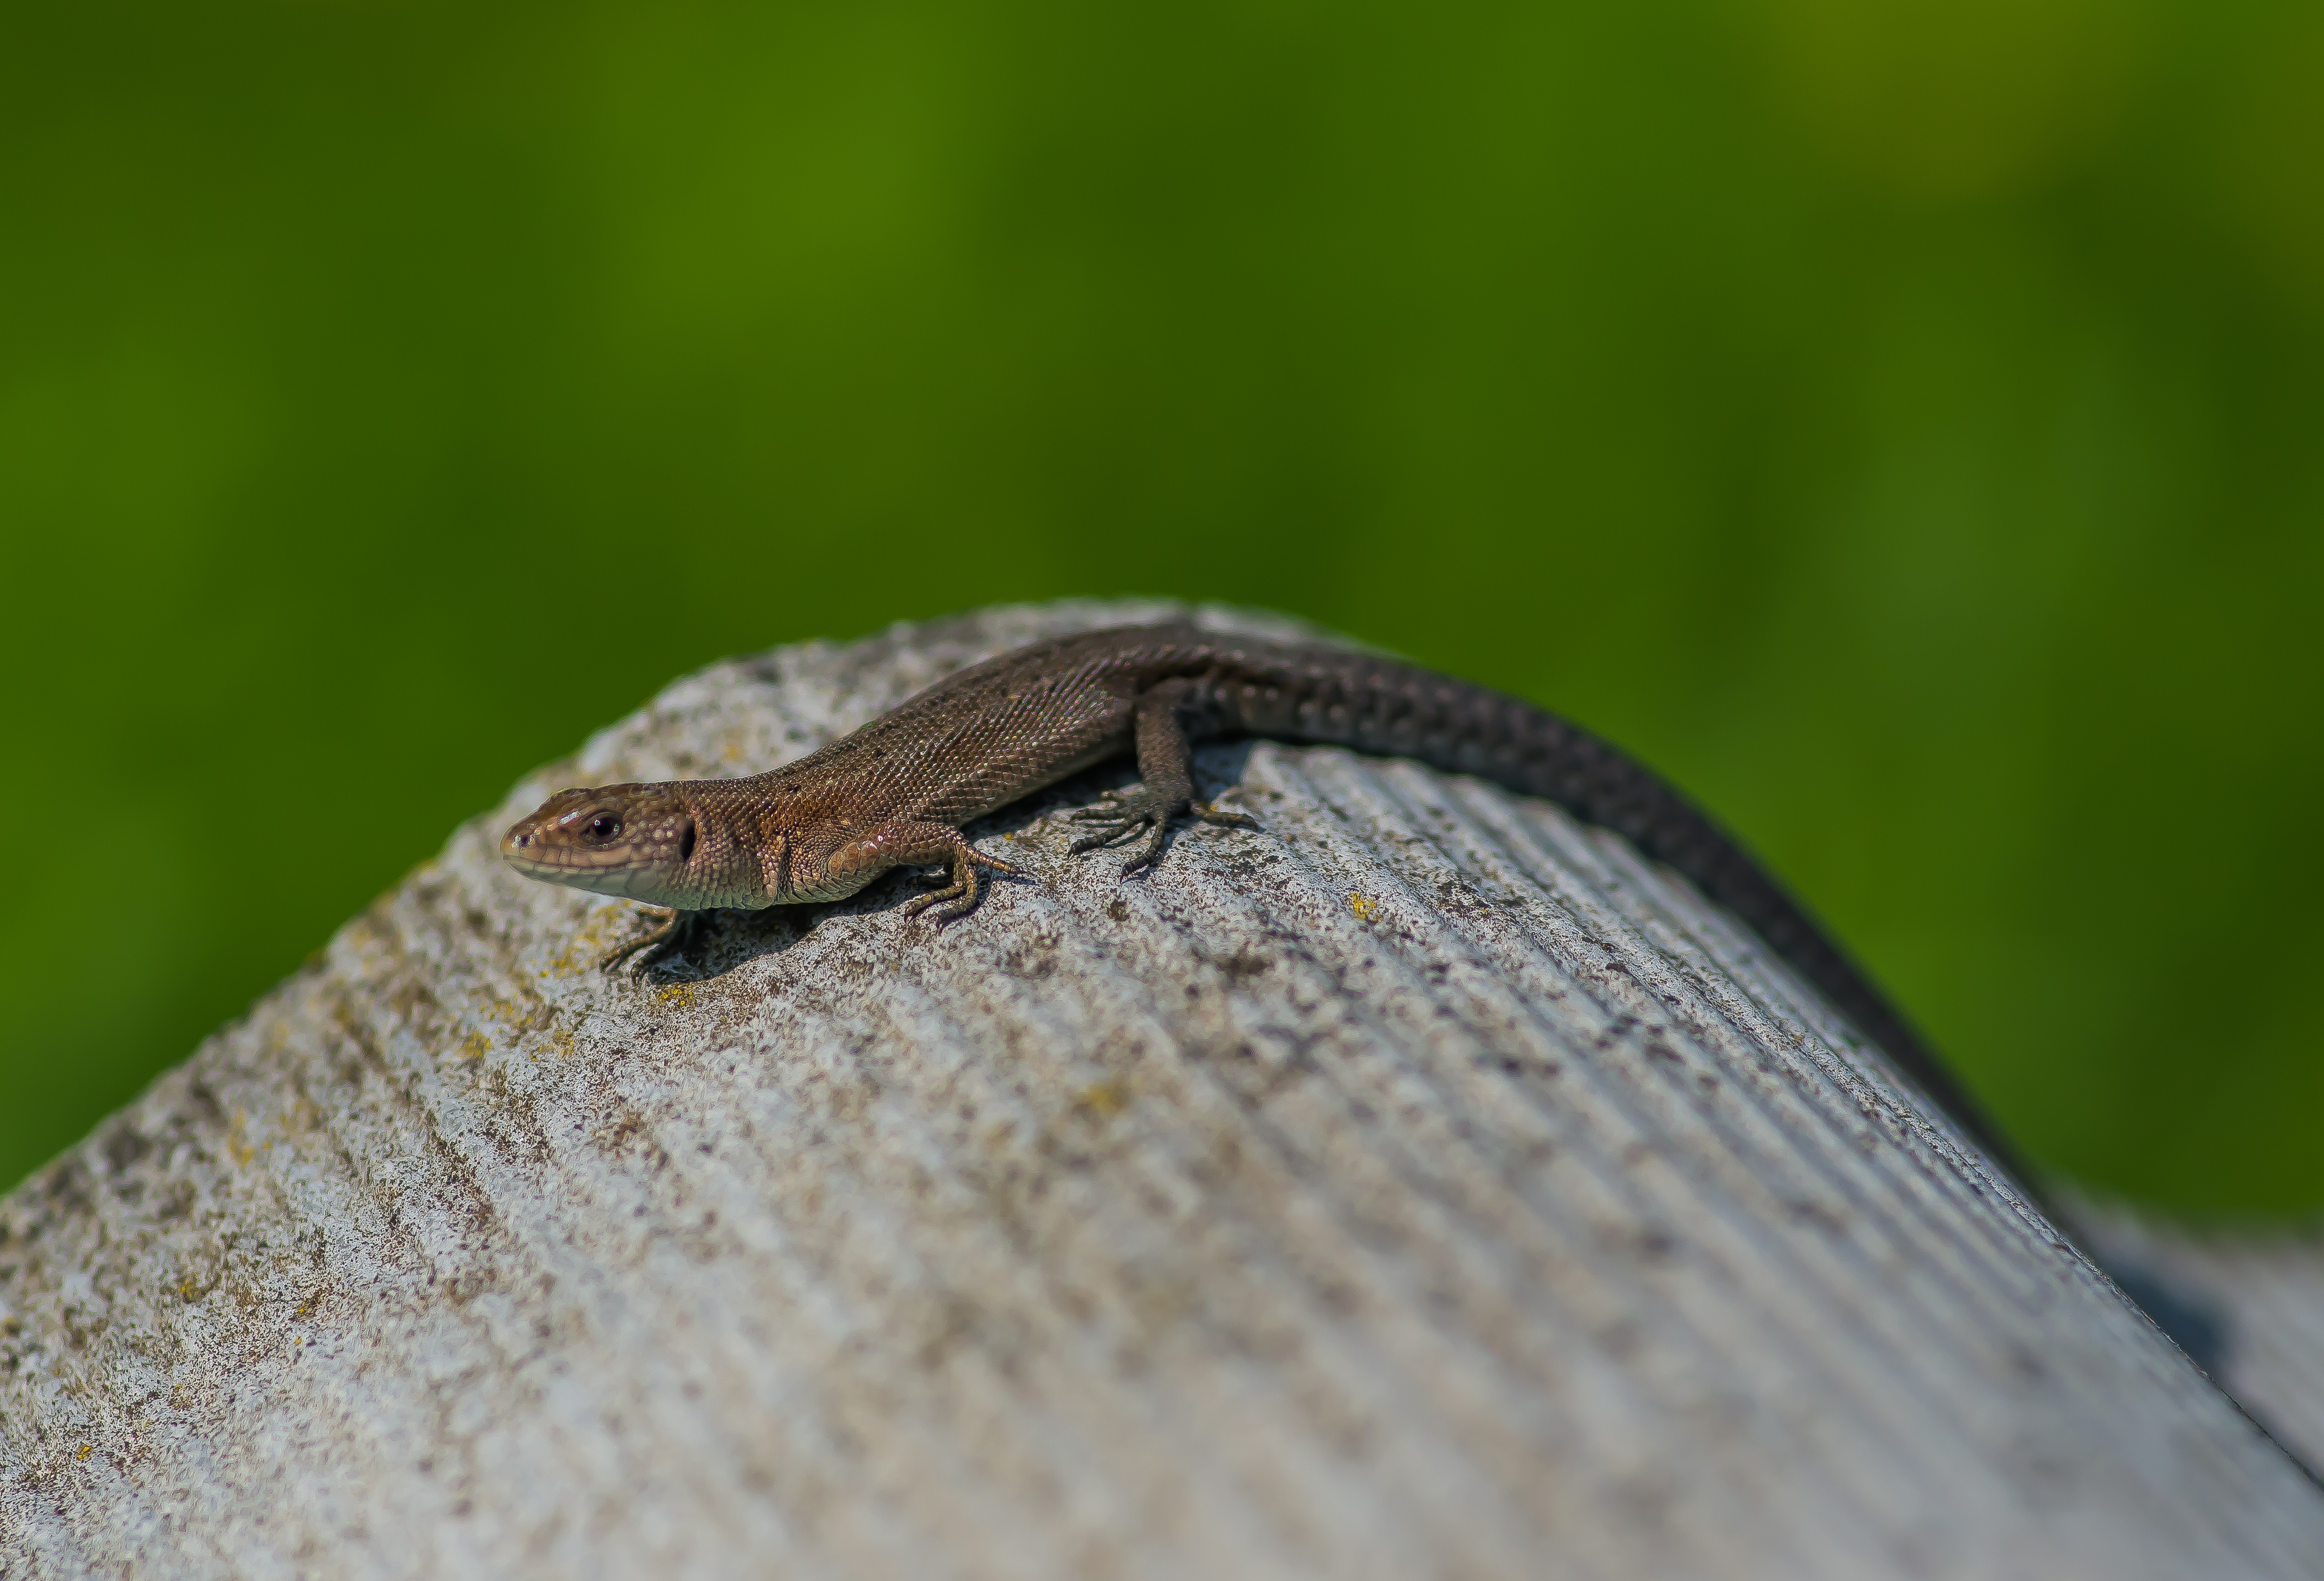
[{"xmin": 678, "ymin": 819, "xmax": 696, "ymax": 863}]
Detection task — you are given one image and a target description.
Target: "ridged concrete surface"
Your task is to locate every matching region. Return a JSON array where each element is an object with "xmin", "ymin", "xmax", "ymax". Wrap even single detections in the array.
[{"xmin": 4, "ymin": 600, "xmax": 2320, "ymax": 1579}]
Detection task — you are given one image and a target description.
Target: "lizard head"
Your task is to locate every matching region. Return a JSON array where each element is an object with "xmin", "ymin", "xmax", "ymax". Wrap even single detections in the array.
[{"xmin": 501, "ymin": 783, "xmax": 705, "ymax": 906}]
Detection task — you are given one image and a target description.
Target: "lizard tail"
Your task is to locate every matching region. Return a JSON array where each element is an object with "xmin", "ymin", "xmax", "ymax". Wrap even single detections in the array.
[{"xmin": 1197, "ymin": 632, "xmax": 2031, "ymax": 1197}]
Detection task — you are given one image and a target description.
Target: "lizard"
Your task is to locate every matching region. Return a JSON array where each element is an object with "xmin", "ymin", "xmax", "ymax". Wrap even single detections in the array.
[{"xmin": 499, "ymin": 620, "xmax": 2021, "ymax": 1182}]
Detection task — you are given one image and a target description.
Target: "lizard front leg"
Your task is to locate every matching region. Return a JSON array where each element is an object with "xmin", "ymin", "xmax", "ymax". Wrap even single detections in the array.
[
  {"xmin": 1070, "ymin": 679, "xmax": 1259, "ymax": 873},
  {"xmin": 601, "ymin": 906, "xmax": 708, "ymax": 977},
  {"xmin": 827, "ymin": 821, "xmax": 1022, "ymax": 925}
]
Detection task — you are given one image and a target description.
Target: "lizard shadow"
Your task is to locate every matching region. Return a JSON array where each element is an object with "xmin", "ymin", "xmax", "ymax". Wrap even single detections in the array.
[{"xmin": 631, "ymin": 742, "xmax": 1260, "ymax": 986}]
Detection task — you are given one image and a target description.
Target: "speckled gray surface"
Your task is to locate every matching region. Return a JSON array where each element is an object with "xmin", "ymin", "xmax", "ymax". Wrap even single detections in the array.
[{"xmin": 4, "ymin": 601, "xmax": 2320, "ymax": 1580}]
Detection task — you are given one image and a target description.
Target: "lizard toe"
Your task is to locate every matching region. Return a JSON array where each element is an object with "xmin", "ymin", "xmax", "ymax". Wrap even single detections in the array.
[
  {"xmin": 1116, "ymin": 819, "xmax": 1176, "ymax": 875},
  {"xmin": 1069, "ymin": 817, "xmax": 1150, "ymax": 855},
  {"xmin": 1190, "ymin": 801, "xmax": 1261, "ymax": 831}
]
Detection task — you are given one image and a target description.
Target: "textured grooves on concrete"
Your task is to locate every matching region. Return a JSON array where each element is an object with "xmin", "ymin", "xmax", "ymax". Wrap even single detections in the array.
[{"xmin": 3, "ymin": 600, "xmax": 2320, "ymax": 1580}]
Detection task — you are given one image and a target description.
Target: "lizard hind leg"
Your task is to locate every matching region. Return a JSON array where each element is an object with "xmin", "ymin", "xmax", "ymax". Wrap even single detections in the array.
[{"xmin": 1069, "ymin": 681, "xmax": 1261, "ymax": 874}]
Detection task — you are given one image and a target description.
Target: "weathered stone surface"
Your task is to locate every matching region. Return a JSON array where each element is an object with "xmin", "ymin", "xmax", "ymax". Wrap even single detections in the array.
[{"xmin": 4, "ymin": 600, "xmax": 2320, "ymax": 1579}]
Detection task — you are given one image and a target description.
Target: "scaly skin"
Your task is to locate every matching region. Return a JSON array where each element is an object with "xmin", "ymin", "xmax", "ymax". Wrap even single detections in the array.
[{"xmin": 501, "ymin": 621, "xmax": 2014, "ymax": 1178}]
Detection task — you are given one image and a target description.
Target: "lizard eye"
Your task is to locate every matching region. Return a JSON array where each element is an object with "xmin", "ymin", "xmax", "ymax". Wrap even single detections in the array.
[
  {"xmin": 678, "ymin": 820, "xmax": 696, "ymax": 863},
  {"xmin": 585, "ymin": 813, "xmax": 623, "ymax": 843}
]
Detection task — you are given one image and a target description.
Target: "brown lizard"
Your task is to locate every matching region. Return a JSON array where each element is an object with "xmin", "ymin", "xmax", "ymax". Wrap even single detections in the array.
[{"xmin": 499, "ymin": 620, "xmax": 2018, "ymax": 1175}]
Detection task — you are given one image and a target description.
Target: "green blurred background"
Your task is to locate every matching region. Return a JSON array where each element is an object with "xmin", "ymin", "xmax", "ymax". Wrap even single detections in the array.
[{"xmin": 2, "ymin": 0, "xmax": 2320, "ymax": 1211}]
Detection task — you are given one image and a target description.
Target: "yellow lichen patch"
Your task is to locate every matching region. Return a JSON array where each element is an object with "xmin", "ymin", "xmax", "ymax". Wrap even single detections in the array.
[
  {"xmin": 1074, "ymin": 1077, "xmax": 1133, "ymax": 1118},
  {"xmin": 227, "ymin": 1110, "xmax": 255, "ymax": 1169},
  {"xmin": 457, "ymin": 1031, "xmax": 491, "ymax": 1063},
  {"xmin": 547, "ymin": 937, "xmax": 595, "ymax": 977},
  {"xmin": 656, "ymin": 983, "xmax": 698, "ymax": 1009},
  {"xmin": 550, "ymin": 906, "xmax": 631, "ymax": 976},
  {"xmin": 1347, "ymin": 892, "xmax": 1379, "ymax": 923},
  {"xmin": 74, "ymin": 1445, "xmax": 92, "ymax": 1462}
]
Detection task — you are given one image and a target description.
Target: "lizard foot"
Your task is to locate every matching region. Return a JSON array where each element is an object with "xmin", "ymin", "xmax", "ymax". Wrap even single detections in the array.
[
  {"xmin": 900, "ymin": 844, "xmax": 1021, "ymax": 926},
  {"xmin": 1070, "ymin": 794, "xmax": 1259, "ymax": 875},
  {"xmin": 600, "ymin": 906, "xmax": 706, "ymax": 978}
]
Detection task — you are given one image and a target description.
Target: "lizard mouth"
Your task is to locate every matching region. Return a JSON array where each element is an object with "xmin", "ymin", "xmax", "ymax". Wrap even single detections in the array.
[
  {"xmin": 499, "ymin": 823, "xmax": 646, "ymax": 880},
  {"xmin": 499, "ymin": 835, "xmax": 668, "ymax": 903}
]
